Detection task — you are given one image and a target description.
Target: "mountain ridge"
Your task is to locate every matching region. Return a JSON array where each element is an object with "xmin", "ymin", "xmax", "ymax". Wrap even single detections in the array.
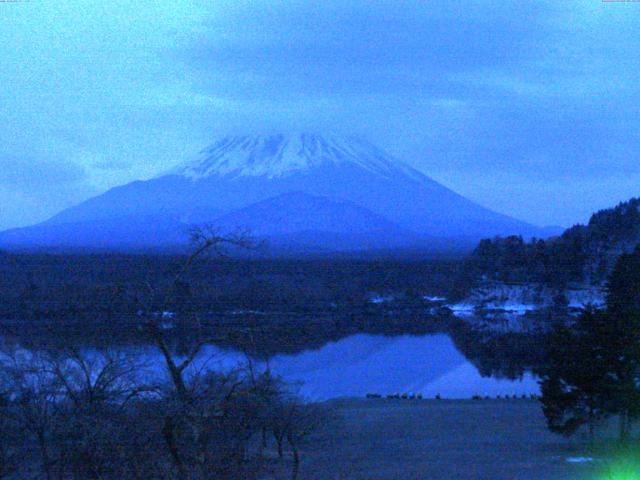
[{"xmin": 0, "ymin": 134, "xmax": 556, "ymax": 252}]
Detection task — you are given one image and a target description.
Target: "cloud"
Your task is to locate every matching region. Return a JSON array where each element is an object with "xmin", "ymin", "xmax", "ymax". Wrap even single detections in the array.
[
  {"xmin": 0, "ymin": 155, "xmax": 86, "ymax": 188},
  {"xmin": 1, "ymin": 0, "xmax": 640, "ymax": 228},
  {"xmin": 0, "ymin": 150, "xmax": 98, "ymax": 229}
]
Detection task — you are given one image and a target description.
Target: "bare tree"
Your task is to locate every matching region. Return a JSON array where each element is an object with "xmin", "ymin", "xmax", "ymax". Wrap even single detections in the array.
[
  {"xmin": 6, "ymin": 345, "xmax": 154, "ymax": 480},
  {"xmin": 7, "ymin": 350, "xmax": 60, "ymax": 480},
  {"xmin": 268, "ymin": 398, "xmax": 328, "ymax": 480},
  {"xmin": 140, "ymin": 226, "xmax": 258, "ymax": 479},
  {"xmin": 145, "ymin": 225, "xmax": 257, "ymax": 401},
  {"xmin": 41, "ymin": 346, "xmax": 146, "ymax": 409}
]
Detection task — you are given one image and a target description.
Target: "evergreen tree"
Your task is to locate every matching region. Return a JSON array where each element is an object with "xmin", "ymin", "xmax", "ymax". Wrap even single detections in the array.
[
  {"xmin": 607, "ymin": 246, "xmax": 640, "ymax": 315},
  {"xmin": 539, "ymin": 247, "xmax": 640, "ymax": 440},
  {"xmin": 602, "ymin": 246, "xmax": 640, "ymax": 439},
  {"xmin": 539, "ymin": 311, "xmax": 609, "ymax": 437}
]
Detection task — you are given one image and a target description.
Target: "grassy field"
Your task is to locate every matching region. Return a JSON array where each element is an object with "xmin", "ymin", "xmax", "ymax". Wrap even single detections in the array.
[{"xmin": 275, "ymin": 398, "xmax": 613, "ymax": 480}]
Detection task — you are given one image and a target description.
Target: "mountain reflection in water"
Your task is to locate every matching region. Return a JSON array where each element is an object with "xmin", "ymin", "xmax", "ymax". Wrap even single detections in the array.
[
  {"xmin": 262, "ymin": 334, "xmax": 539, "ymax": 400},
  {"xmin": 140, "ymin": 333, "xmax": 540, "ymax": 401}
]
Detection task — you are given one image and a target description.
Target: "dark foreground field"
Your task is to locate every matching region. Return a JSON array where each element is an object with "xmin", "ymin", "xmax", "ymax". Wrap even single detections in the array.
[{"xmin": 279, "ymin": 399, "xmax": 604, "ymax": 480}]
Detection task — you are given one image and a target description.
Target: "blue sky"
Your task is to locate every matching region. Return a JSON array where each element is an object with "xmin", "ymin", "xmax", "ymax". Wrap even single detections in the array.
[{"xmin": 1, "ymin": 0, "xmax": 639, "ymax": 230}]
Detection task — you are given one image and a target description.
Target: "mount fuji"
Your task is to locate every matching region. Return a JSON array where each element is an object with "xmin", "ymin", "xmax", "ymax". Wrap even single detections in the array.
[{"xmin": 0, "ymin": 134, "xmax": 556, "ymax": 253}]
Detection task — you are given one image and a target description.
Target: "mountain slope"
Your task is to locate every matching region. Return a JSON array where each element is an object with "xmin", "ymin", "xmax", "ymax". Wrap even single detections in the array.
[
  {"xmin": 1, "ymin": 134, "xmax": 550, "ymax": 251},
  {"xmin": 0, "ymin": 192, "xmax": 421, "ymax": 252},
  {"xmin": 0, "ymin": 214, "xmax": 187, "ymax": 250},
  {"xmin": 211, "ymin": 191, "xmax": 401, "ymax": 236},
  {"xmin": 210, "ymin": 191, "xmax": 424, "ymax": 252}
]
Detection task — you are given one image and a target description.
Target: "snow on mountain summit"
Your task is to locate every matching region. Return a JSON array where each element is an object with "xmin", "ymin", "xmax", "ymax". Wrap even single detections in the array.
[{"xmin": 179, "ymin": 134, "xmax": 425, "ymax": 181}]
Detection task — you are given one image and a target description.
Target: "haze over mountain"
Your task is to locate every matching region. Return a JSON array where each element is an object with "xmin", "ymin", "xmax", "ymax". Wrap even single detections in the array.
[{"xmin": 0, "ymin": 134, "xmax": 557, "ymax": 253}]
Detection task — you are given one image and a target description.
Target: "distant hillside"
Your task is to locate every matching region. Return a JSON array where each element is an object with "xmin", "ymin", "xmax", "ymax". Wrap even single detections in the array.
[{"xmin": 457, "ymin": 198, "xmax": 640, "ymax": 294}]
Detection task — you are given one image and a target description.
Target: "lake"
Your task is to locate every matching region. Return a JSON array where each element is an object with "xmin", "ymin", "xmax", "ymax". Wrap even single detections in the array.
[{"xmin": 152, "ymin": 333, "xmax": 540, "ymax": 401}]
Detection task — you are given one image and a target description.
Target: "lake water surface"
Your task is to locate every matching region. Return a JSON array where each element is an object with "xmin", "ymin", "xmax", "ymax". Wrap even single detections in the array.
[{"xmin": 167, "ymin": 333, "xmax": 540, "ymax": 401}]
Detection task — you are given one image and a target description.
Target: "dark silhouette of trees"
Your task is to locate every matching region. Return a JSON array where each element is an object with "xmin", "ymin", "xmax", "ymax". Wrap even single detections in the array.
[
  {"xmin": 459, "ymin": 198, "xmax": 640, "ymax": 295},
  {"xmin": 538, "ymin": 310, "xmax": 609, "ymax": 437},
  {"xmin": 0, "ymin": 373, "xmax": 19, "ymax": 479},
  {"xmin": 539, "ymin": 247, "xmax": 640, "ymax": 441},
  {"xmin": 0, "ymin": 323, "xmax": 324, "ymax": 480},
  {"xmin": 607, "ymin": 246, "xmax": 640, "ymax": 315}
]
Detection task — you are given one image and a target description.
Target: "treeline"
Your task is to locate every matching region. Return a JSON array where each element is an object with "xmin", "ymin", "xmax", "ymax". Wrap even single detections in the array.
[
  {"xmin": 456, "ymin": 197, "xmax": 640, "ymax": 294},
  {"xmin": 0, "ymin": 252, "xmax": 462, "ymax": 312},
  {"xmin": 0, "ymin": 251, "xmax": 462, "ymax": 353}
]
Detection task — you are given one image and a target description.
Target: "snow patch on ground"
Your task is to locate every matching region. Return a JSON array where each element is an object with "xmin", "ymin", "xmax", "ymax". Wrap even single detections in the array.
[
  {"xmin": 455, "ymin": 282, "xmax": 606, "ymax": 315},
  {"xmin": 423, "ymin": 295, "xmax": 447, "ymax": 302},
  {"xmin": 368, "ymin": 293, "xmax": 395, "ymax": 304},
  {"xmin": 483, "ymin": 302, "xmax": 538, "ymax": 315},
  {"xmin": 448, "ymin": 303, "xmax": 476, "ymax": 317},
  {"xmin": 565, "ymin": 457, "xmax": 594, "ymax": 464}
]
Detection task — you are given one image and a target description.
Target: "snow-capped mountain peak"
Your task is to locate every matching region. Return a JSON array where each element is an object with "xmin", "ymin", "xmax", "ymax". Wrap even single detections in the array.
[
  {"xmin": 1, "ymin": 133, "xmax": 549, "ymax": 251},
  {"xmin": 179, "ymin": 134, "xmax": 425, "ymax": 181}
]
